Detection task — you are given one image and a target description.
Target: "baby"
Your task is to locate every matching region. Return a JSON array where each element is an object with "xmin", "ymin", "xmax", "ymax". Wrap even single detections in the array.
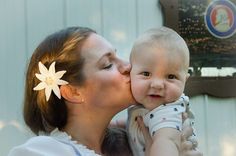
[{"xmin": 127, "ymin": 27, "xmax": 196, "ymax": 156}]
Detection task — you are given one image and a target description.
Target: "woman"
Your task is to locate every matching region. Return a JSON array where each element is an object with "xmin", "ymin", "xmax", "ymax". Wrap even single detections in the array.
[{"xmin": 8, "ymin": 27, "xmax": 201, "ymax": 156}]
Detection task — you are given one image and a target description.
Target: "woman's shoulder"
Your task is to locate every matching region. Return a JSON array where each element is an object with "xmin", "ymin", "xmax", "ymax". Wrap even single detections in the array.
[
  {"xmin": 8, "ymin": 129, "xmax": 102, "ymax": 156},
  {"xmin": 20, "ymin": 135, "xmax": 62, "ymax": 146},
  {"xmin": 8, "ymin": 135, "xmax": 76, "ymax": 156}
]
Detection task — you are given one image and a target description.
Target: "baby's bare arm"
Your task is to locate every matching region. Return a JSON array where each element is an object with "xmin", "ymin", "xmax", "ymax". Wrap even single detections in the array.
[{"xmin": 150, "ymin": 128, "xmax": 181, "ymax": 156}]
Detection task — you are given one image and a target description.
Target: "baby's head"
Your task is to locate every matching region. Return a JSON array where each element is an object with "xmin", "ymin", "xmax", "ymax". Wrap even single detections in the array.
[{"xmin": 130, "ymin": 27, "xmax": 190, "ymax": 110}]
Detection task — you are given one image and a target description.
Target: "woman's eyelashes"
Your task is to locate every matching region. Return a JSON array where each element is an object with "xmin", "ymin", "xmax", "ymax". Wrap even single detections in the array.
[{"xmin": 103, "ymin": 63, "xmax": 113, "ymax": 69}]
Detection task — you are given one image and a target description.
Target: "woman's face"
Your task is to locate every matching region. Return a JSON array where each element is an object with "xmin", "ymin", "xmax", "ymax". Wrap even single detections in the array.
[{"xmin": 79, "ymin": 33, "xmax": 134, "ymax": 112}]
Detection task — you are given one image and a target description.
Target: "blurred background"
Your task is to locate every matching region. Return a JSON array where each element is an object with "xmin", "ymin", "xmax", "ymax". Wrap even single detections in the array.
[{"xmin": 0, "ymin": 0, "xmax": 236, "ymax": 156}]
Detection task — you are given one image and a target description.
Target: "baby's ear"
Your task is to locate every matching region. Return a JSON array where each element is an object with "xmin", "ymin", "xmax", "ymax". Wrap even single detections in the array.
[
  {"xmin": 60, "ymin": 85, "xmax": 84, "ymax": 104},
  {"xmin": 186, "ymin": 73, "xmax": 190, "ymax": 81}
]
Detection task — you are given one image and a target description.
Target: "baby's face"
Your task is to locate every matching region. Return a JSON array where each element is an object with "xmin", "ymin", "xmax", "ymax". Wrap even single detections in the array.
[{"xmin": 130, "ymin": 46, "xmax": 189, "ymax": 110}]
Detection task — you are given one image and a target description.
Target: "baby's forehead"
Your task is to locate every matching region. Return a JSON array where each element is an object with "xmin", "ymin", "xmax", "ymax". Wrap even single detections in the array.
[
  {"xmin": 133, "ymin": 41, "xmax": 185, "ymax": 56},
  {"xmin": 131, "ymin": 44, "xmax": 189, "ymax": 70}
]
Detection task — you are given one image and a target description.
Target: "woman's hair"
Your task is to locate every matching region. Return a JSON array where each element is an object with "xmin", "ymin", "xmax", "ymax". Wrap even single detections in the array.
[{"xmin": 24, "ymin": 27, "xmax": 96, "ymax": 135}]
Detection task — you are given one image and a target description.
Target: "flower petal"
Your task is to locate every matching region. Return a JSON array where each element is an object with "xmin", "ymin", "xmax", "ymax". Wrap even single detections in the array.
[
  {"xmin": 34, "ymin": 61, "xmax": 69, "ymax": 101},
  {"xmin": 35, "ymin": 73, "xmax": 45, "ymax": 82},
  {"xmin": 49, "ymin": 62, "xmax": 56, "ymax": 74},
  {"xmin": 57, "ymin": 79, "xmax": 69, "ymax": 85},
  {"xmin": 39, "ymin": 62, "xmax": 49, "ymax": 76},
  {"xmin": 33, "ymin": 82, "xmax": 46, "ymax": 90},
  {"xmin": 52, "ymin": 85, "xmax": 61, "ymax": 99},
  {"xmin": 45, "ymin": 87, "xmax": 52, "ymax": 101},
  {"xmin": 55, "ymin": 71, "xmax": 66, "ymax": 79}
]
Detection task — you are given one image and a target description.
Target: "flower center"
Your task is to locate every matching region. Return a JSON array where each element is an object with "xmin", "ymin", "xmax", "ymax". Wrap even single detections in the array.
[{"xmin": 45, "ymin": 77, "xmax": 54, "ymax": 85}]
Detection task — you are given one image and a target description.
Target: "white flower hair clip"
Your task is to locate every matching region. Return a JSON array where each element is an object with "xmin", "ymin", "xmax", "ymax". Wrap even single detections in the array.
[{"xmin": 33, "ymin": 61, "xmax": 69, "ymax": 101}]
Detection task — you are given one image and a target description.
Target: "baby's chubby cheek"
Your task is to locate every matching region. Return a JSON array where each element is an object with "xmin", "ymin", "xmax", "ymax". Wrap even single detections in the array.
[{"xmin": 130, "ymin": 86, "xmax": 143, "ymax": 102}]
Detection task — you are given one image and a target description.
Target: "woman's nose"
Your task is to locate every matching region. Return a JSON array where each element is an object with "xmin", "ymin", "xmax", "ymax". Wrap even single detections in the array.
[{"xmin": 119, "ymin": 60, "xmax": 131, "ymax": 75}]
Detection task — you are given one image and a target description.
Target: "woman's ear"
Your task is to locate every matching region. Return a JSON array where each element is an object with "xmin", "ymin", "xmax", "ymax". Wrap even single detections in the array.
[{"xmin": 60, "ymin": 85, "xmax": 84, "ymax": 104}]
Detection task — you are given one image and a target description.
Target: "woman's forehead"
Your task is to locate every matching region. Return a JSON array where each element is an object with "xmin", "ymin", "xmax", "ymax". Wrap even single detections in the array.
[
  {"xmin": 80, "ymin": 34, "xmax": 115, "ymax": 61},
  {"xmin": 82, "ymin": 34, "xmax": 113, "ymax": 51}
]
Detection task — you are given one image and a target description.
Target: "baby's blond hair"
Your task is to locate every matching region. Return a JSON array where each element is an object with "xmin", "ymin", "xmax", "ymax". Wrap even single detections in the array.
[{"xmin": 130, "ymin": 27, "xmax": 189, "ymax": 71}]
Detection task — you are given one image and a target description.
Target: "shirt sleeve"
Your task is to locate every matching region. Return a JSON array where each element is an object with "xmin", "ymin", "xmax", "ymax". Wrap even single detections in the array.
[{"xmin": 8, "ymin": 146, "xmax": 44, "ymax": 156}]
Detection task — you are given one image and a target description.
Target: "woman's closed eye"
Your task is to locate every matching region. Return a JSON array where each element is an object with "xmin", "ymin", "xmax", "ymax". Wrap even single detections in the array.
[{"xmin": 103, "ymin": 64, "xmax": 113, "ymax": 69}]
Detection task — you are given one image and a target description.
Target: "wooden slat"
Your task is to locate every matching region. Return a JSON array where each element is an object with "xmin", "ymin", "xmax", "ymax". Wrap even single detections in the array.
[
  {"xmin": 102, "ymin": 0, "xmax": 137, "ymax": 59},
  {"xmin": 0, "ymin": 1, "xmax": 27, "ymax": 155},
  {"xmin": 66, "ymin": 0, "xmax": 102, "ymax": 34},
  {"xmin": 26, "ymin": 0, "xmax": 65, "ymax": 57},
  {"xmin": 136, "ymin": 0, "xmax": 163, "ymax": 34}
]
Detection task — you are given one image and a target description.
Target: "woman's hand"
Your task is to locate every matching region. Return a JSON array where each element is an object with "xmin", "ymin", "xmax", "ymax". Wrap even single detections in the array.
[
  {"xmin": 180, "ymin": 126, "xmax": 202, "ymax": 156},
  {"xmin": 180, "ymin": 113, "xmax": 202, "ymax": 156},
  {"xmin": 136, "ymin": 116, "xmax": 153, "ymax": 156}
]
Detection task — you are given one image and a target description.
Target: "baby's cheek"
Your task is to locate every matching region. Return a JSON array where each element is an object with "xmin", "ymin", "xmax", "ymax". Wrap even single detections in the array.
[
  {"xmin": 169, "ymin": 87, "xmax": 183, "ymax": 101},
  {"xmin": 131, "ymin": 86, "xmax": 143, "ymax": 102},
  {"xmin": 131, "ymin": 86, "xmax": 139, "ymax": 98}
]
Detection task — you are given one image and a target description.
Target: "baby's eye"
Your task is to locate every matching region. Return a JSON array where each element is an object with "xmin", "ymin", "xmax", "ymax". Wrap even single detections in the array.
[
  {"xmin": 168, "ymin": 74, "xmax": 177, "ymax": 79},
  {"xmin": 103, "ymin": 64, "xmax": 113, "ymax": 69},
  {"xmin": 141, "ymin": 72, "xmax": 151, "ymax": 77}
]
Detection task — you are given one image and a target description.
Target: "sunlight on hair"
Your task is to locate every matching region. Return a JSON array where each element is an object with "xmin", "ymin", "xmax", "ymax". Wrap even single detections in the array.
[{"xmin": 220, "ymin": 135, "xmax": 236, "ymax": 156}]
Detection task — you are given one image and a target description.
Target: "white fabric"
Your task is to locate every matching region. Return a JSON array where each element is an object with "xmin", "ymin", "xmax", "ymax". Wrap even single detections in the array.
[
  {"xmin": 127, "ymin": 95, "xmax": 197, "ymax": 156},
  {"xmin": 143, "ymin": 95, "xmax": 188, "ymax": 136},
  {"xmin": 127, "ymin": 106, "xmax": 149, "ymax": 156},
  {"xmin": 8, "ymin": 128, "xmax": 101, "ymax": 156}
]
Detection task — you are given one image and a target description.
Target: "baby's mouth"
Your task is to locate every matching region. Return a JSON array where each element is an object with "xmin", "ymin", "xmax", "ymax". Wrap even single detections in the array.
[{"xmin": 149, "ymin": 94, "xmax": 162, "ymax": 98}]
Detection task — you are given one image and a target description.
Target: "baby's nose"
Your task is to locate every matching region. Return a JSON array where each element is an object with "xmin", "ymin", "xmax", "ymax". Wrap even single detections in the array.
[{"xmin": 150, "ymin": 79, "xmax": 164, "ymax": 89}]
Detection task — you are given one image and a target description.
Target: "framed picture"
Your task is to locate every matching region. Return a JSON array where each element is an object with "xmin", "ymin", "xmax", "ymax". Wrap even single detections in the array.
[{"xmin": 160, "ymin": 0, "xmax": 236, "ymax": 68}]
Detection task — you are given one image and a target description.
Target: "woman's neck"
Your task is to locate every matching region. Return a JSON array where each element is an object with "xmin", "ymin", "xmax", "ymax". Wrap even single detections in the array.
[{"xmin": 63, "ymin": 109, "xmax": 114, "ymax": 154}]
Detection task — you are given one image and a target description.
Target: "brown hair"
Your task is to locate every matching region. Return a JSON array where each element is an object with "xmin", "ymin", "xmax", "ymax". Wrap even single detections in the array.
[
  {"xmin": 24, "ymin": 27, "xmax": 96, "ymax": 135},
  {"xmin": 102, "ymin": 127, "xmax": 133, "ymax": 156}
]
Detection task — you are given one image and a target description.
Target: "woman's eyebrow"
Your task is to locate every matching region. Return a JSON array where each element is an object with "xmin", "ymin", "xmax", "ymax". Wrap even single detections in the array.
[{"xmin": 98, "ymin": 49, "xmax": 117, "ymax": 62}]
